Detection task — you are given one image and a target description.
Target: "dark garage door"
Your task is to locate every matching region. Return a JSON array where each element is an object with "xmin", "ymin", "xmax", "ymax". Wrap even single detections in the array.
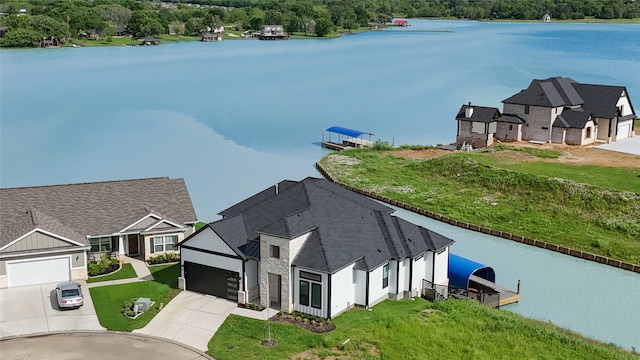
[{"xmin": 184, "ymin": 261, "xmax": 239, "ymax": 301}]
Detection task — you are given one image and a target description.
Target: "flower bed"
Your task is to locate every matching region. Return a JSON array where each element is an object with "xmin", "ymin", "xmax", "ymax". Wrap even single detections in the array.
[
  {"xmin": 238, "ymin": 302, "xmax": 265, "ymax": 311},
  {"xmin": 271, "ymin": 311, "xmax": 335, "ymax": 333},
  {"xmin": 88, "ymin": 253, "xmax": 120, "ymax": 276}
]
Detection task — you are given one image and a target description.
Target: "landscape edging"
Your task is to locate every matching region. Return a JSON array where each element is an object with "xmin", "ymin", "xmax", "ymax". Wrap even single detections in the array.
[{"xmin": 315, "ymin": 162, "xmax": 640, "ymax": 274}]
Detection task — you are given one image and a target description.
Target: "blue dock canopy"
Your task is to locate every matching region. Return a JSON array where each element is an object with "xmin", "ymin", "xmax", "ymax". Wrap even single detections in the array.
[
  {"xmin": 326, "ymin": 126, "xmax": 373, "ymax": 138},
  {"xmin": 448, "ymin": 253, "xmax": 495, "ymax": 290}
]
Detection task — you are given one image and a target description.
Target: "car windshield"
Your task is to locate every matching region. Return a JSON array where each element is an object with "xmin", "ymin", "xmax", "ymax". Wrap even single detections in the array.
[{"xmin": 61, "ymin": 289, "xmax": 80, "ymax": 297}]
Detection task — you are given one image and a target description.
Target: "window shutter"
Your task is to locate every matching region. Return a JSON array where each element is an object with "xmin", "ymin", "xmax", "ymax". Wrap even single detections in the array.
[{"xmin": 150, "ymin": 238, "xmax": 154, "ymax": 254}]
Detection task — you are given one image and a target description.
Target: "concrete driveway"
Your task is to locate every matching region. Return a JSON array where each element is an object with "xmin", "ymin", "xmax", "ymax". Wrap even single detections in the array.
[
  {"xmin": 133, "ymin": 290, "xmax": 237, "ymax": 352},
  {"xmin": 0, "ymin": 281, "xmax": 104, "ymax": 338},
  {"xmin": 596, "ymin": 135, "xmax": 640, "ymax": 155},
  {"xmin": 0, "ymin": 331, "xmax": 213, "ymax": 360}
]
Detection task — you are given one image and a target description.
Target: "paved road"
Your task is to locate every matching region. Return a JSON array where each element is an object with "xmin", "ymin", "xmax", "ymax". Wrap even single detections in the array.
[{"xmin": 0, "ymin": 331, "xmax": 213, "ymax": 360}]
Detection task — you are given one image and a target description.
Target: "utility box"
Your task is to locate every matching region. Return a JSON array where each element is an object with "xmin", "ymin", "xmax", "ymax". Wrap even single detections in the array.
[{"xmin": 135, "ymin": 297, "xmax": 151, "ymax": 313}]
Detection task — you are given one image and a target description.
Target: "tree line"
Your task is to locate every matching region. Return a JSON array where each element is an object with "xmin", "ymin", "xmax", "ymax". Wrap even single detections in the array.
[{"xmin": 1, "ymin": 0, "xmax": 638, "ymax": 47}]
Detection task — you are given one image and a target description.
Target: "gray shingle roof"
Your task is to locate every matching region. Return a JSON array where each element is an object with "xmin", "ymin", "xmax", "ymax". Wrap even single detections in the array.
[
  {"xmin": 204, "ymin": 177, "xmax": 454, "ymax": 273},
  {"xmin": 455, "ymin": 105, "xmax": 501, "ymax": 123},
  {"xmin": 1, "ymin": 177, "xmax": 197, "ymax": 247},
  {"xmin": 503, "ymin": 76, "xmax": 584, "ymax": 107}
]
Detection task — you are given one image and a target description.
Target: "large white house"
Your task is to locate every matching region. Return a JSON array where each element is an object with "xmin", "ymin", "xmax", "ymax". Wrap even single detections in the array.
[{"xmin": 179, "ymin": 177, "xmax": 454, "ymax": 319}]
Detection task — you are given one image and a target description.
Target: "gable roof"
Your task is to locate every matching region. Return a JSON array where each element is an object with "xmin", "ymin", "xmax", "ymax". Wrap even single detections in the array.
[
  {"xmin": 455, "ymin": 104, "xmax": 501, "ymax": 123},
  {"xmin": 0, "ymin": 177, "xmax": 197, "ymax": 247},
  {"xmin": 208, "ymin": 177, "xmax": 454, "ymax": 273},
  {"xmin": 1, "ymin": 209, "xmax": 88, "ymax": 249}
]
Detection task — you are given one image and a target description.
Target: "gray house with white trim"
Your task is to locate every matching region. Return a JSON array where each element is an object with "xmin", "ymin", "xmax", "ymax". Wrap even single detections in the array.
[
  {"xmin": 0, "ymin": 177, "xmax": 197, "ymax": 288},
  {"xmin": 179, "ymin": 177, "xmax": 453, "ymax": 319}
]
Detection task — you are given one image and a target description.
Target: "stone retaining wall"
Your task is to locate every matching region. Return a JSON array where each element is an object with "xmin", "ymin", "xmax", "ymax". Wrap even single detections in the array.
[{"xmin": 316, "ymin": 162, "xmax": 640, "ymax": 274}]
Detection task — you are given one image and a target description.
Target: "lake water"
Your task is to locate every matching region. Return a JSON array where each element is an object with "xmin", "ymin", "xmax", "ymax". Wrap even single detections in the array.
[{"xmin": 1, "ymin": 20, "xmax": 639, "ymax": 350}]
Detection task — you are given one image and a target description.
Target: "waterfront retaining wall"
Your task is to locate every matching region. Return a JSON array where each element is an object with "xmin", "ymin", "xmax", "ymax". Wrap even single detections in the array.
[{"xmin": 316, "ymin": 162, "xmax": 640, "ymax": 274}]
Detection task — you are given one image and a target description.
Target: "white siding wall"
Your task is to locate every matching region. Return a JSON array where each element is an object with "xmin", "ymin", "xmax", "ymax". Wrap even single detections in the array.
[
  {"xmin": 425, "ymin": 252, "xmax": 434, "ymax": 284},
  {"xmin": 388, "ymin": 260, "xmax": 397, "ymax": 296},
  {"xmin": 433, "ymin": 248, "xmax": 449, "ymax": 285},
  {"xmin": 368, "ymin": 263, "xmax": 389, "ymax": 307},
  {"xmin": 181, "ymin": 248, "xmax": 243, "ymax": 276},
  {"xmin": 617, "ymin": 94, "xmax": 633, "ymax": 116},
  {"xmin": 293, "ymin": 268, "xmax": 329, "ymax": 318},
  {"xmin": 330, "ymin": 264, "xmax": 356, "ymax": 317},
  {"xmin": 184, "ymin": 227, "xmax": 236, "ymax": 255},
  {"xmin": 412, "ymin": 254, "xmax": 427, "ymax": 295}
]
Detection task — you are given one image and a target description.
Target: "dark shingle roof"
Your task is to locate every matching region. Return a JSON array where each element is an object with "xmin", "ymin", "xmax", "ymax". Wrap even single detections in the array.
[
  {"xmin": 1, "ymin": 177, "xmax": 197, "ymax": 247},
  {"xmin": 207, "ymin": 177, "xmax": 454, "ymax": 273},
  {"xmin": 497, "ymin": 114, "xmax": 526, "ymax": 124},
  {"xmin": 573, "ymin": 83, "xmax": 631, "ymax": 119},
  {"xmin": 455, "ymin": 104, "xmax": 501, "ymax": 123},
  {"xmin": 1, "ymin": 209, "xmax": 88, "ymax": 248},
  {"xmin": 503, "ymin": 77, "xmax": 584, "ymax": 107}
]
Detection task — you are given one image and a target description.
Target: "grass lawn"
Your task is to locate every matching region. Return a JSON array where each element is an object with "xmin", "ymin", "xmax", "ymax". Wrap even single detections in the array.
[
  {"xmin": 209, "ymin": 298, "xmax": 635, "ymax": 360},
  {"xmin": 87, "ymin": 263, "xmax": 137, "ymax": 283},
  {"xmin": 89, "ymin": 263, "xmax": 180, "ymax": 331},
  {"xmin": 318, "ymin": 147, "xmax": 640, "ymax": 264}
]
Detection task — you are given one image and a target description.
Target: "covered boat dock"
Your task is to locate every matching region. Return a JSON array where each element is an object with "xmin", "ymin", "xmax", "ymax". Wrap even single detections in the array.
[
  {"xmin": 321, "ymin": 126, "xmax": 375, "ymax": 150},
  {"xmin": 448, "ymin": 253, "xmax": 520, "ymax": 307}
]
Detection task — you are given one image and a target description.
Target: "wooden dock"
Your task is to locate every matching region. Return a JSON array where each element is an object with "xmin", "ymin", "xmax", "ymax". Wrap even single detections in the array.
[{"xmin": 469, "ymin": 275, "xmax": 520, "ymax": 307}]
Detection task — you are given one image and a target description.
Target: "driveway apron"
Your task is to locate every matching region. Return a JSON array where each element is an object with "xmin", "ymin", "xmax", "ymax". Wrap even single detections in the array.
[
  {"xmin": 0, "ymin": 282, "xmax": 104, "ymax": 338},
  {"xmin": 133, "ymin": 290, "xmax": 237, "ymax": 352}
]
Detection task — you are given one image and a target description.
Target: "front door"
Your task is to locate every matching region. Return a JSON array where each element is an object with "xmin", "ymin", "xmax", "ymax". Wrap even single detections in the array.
[
  {"xmin": 128, "ymin": 234, "xmax": 139, "ymax": 256},
  {"xmin": 269, "ymin": 273, "xmax": 281, "ymax": 308}
]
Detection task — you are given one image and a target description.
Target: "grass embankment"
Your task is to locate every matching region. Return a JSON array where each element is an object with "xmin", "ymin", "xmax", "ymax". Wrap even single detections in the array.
[
  {"xmin": 318, "ymin": 146, "xmax": 640, "ymax": 264},
  {"xmin": 86, "ymin": 263, "xmax": 137, "ymax": 283},
  {"xmin": 209, "ymin": 298, "xmax": 636, "ymax": 359},
  {"xmin": 89, "ymin": 263, "xmax": 180, "ymax": 331}
]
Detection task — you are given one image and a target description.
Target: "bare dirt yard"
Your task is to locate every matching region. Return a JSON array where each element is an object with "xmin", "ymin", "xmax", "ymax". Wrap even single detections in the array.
[{"xmin": 390, "ymin": 143, "xmax": 640, "ymax": 169}]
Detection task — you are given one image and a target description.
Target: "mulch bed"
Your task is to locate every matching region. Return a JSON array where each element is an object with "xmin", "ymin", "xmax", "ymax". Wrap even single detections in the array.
[
  {"xmin": 90, "ymin": 263, "xmax": 120, "ymax": 277},
  {"xmin": 270, "ymin": 314, "xmax": 336, "ymax": 333}
]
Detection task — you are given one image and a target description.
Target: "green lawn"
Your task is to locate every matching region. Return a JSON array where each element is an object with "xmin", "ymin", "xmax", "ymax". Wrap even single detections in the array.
[
  {"xmin": 318, "ymin": 147, "xmax": 640, "ymax": 264},
  {"xmin": 87, "ymin": 263, "xmax": 137, "ymax": 283},
  {"xmin": 209, "ymin": 298, "xmax": 635, "ymax": 359},
  {"xmin": 89, "ymin": 263, "xmax": 180, "ymax": 331}
]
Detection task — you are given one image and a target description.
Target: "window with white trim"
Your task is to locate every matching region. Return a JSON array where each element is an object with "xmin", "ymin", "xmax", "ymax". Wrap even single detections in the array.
[
  {"xmin": 90, "ymin": 237, "xmax": 111, "ymax": 252},
  {"xmin": 152, "ymin": 235, "xmax": 178, "ymax": 253},
  {"xmin": 382, "ymin": 264, "xmax": 389, "ymax": 288}
]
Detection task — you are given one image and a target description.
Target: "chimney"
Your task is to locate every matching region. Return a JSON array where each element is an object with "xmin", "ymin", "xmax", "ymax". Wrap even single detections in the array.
[{"xmin": 465, "ymin": 102, "xmax": 473, "ymax": 118}]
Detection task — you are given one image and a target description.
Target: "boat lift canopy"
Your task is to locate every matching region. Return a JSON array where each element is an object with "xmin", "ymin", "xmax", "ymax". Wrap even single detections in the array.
[
  {"xmin": 325, "ymin": 126, "xmax": 374, "ymax": 138},
  {"xmin": 448, "ymin": 253, "xmax": 495, "ymax": 290}
]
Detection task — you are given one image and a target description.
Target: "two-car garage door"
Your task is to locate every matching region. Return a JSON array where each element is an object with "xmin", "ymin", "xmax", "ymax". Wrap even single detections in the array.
[
  {"xmin": 7, "ymin": 257, "xmax": 70, "ymax": 287},
  {"xmin": 184, "ymin": 261, "xmax": 239, "ymax": 301}
]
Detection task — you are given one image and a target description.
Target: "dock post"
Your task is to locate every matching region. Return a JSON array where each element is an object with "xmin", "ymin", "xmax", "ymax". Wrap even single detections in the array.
[{"xmin": 517, "ymin": 279, "xmax": 521, "ymax": 294}]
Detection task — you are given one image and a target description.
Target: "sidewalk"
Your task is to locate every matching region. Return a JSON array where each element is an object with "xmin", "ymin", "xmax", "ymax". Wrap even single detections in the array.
[{"xmin": 86, "ymin": 256, "xmax": 154, "ymax": 288}]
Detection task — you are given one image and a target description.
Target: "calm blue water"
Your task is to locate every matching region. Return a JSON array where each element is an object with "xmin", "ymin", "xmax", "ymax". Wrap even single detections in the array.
[{"xmin": 1, "ymin": 20, "xmax": 639, "ymax": 350}]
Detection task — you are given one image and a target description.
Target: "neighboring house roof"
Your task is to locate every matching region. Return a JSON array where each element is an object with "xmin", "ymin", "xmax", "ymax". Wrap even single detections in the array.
[
  {"xmin": 205, "ymin": 177, "xmax": 454, "ymax": 273},
  {"xmin": 1, "ymin": 209, "xmax": 87, "ymax": 249},
  {"xmin": 0, "ymin": 177, "xmax": 197, "ymax": 246},
  {"xmin": 503, "ymin": 76, "xmax": 584, "ymax": 107},
  {"xmin": 503, "ymin": 76, "xmax": 636, "ymax": 129},
  {"xmin": 455, "ymin": 105, "xmax": 501, "ymax": 123}
]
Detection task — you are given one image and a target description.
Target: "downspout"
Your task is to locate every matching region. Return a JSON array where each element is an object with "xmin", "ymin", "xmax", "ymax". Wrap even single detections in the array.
[
  {"xmin": 327, "ymin": 274, "xmax": 332, "ymax": 319},
  {"xmin": 408, "ymin": 257, "xmax": 413, "ymax": 297},
  {"xmin": 365, "ymin": 271, "xmax": 370, "ymax": 309},
  {"xmin": 431, "ymin": 252, "xmax": 436, "ymax": 285},
  {"xmin": 395, "ymin": 261, "xmax": 400, "ymax": 297},
  {"xmin": 242, "ymin": 261, "xmax": 246, "ymax": 292}
]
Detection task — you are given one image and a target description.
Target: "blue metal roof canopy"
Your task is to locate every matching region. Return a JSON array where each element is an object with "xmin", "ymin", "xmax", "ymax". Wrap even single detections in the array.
[
  {"xmin": 326, "ymin": 126, "xmax": 374, "ymax": 138},
  {"xmin": 448, "ymin": 253, "xmax": 495, "ymax": 290}
]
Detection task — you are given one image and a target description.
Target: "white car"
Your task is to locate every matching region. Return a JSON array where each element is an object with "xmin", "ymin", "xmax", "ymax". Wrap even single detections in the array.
[{"xmin": 56, "ymin": 281, "xmax": 84, "ymax": 309}]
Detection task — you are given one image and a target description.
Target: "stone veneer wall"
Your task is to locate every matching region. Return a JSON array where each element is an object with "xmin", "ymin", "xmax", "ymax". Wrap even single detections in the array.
[{"xmin": 259, "ymin": 234, "xmax": 293, "ymax": 312}]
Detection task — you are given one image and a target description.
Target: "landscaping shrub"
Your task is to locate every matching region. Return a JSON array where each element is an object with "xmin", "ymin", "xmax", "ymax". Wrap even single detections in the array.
[
  {"xmin": 87, "ymin": 253, "xmax": 119, "ymax": 276},
  {"xmin": 146, "ymin": 252, "xmax": 180, "ymax": 265}
]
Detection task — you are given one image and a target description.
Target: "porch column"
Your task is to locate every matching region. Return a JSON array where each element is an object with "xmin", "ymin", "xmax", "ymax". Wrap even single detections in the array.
[{"xmin": 118, "ymin": 235, "xmax": 125, "ymax": 263}]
